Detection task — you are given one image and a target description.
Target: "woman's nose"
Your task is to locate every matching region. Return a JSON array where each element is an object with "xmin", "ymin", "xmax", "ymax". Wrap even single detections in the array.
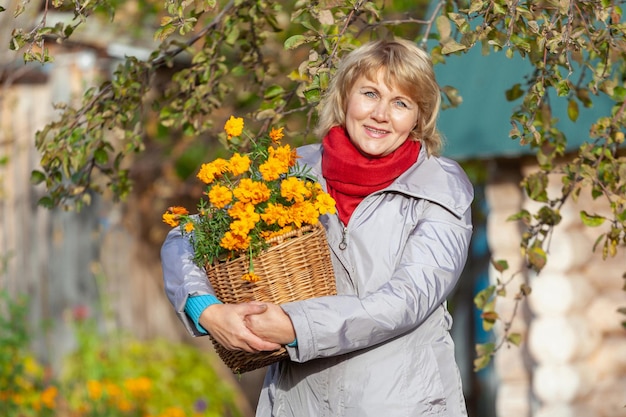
[{"xmin": 370, "ymin": 102, "xmax": 389, "ymax": 122}]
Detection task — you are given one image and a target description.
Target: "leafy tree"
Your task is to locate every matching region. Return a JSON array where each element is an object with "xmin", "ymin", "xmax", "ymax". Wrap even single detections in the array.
[{"xmin": 3, "ymin": 0, "xmax": 625, "ymax": 369}]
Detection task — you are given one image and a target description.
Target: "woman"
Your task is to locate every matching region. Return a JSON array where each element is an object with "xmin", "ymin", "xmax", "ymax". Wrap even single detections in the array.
[{"xmin": 161, "ymin": 38, "xmax": 473, "ymax": 416}]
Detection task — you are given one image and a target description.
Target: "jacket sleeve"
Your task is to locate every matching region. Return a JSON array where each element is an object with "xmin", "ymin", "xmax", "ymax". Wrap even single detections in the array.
[
  {"xmin": 160, "ymin": 225, "xmax": 216, "ymax": 336},
  {"xmin": 281, "ymin": 200, "xmax": 473, "ymax": 362}
]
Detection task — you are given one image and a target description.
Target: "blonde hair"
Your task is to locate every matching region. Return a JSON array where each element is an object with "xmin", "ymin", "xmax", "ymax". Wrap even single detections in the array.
[{"xmin": 315, "ymin": 38, "xmax": 443, "ymax": 156}]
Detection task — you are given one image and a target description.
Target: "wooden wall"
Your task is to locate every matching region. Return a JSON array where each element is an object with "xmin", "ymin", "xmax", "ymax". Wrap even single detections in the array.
[{"xmin": 486, "ymin": 159, "xmax": 626, "ymax": 417}]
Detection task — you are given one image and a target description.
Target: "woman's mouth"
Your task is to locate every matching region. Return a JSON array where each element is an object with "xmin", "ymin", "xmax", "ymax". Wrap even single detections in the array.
[{"xmin": 364, "ymin": 126, "xmax": 390, "ymax": 135}]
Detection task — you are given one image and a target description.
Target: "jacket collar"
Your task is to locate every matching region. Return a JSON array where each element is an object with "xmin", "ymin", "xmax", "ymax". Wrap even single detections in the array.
[{"xmin": 296, "ymin": 143, "xmax": 474, "ymax": 219}]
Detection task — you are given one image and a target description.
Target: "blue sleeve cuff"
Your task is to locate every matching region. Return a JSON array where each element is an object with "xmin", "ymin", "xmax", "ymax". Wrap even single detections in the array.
[
  {"xmin": 184, "ymin": 295, "xmax": 222, "ymax": 335},
  {"xmin": 287, "ymin": 338, "xmax": 298, "ymax": 347}
]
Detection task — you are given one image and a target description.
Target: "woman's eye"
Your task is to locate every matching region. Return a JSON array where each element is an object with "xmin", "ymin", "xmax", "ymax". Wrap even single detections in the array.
[
  {"xmin": 394, "ymin": 100, "xmax": 408, "ymax": 108},
  {"xmin": 363, "ymin": 91, "xmax": 377, "ymax": 98}
]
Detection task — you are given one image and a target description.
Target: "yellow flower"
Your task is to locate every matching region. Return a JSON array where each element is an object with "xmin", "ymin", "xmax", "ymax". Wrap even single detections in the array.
[
  {"xmin": 260, "ymin": 203, "xmax": 289, "ymax": 226},
  {"xmin": 314, "ymin": 192, "xmax": 336, "ymax": 215},
  {"xmin": 289, "ymin": 201, "xmax": 319, "ymax": 227},
  {"xmin": 228, "ymin": 201, "xmax": 254, "ymax": 219},
  {"xmin": 117, "ymin": 398, "xmax": 133, "ymax": 412},
  {"xmin": 270, "ymin": 145, "xmax": 291, "ymax": 165},
  {"xmin": 259, "ymin": 157, "xmax": 288, "ymax": 181},
  {"xmin": 220, "ymin": 231, "xmax": 251, "ymax": 251},
  {"xmin": 233, "ymin": 178, "xmax": 271, "ymax": 205},
  {"xmin": 280, "ymin": 177, "xmax": 311, "ymax": 203},
  {"xmin": 212, "ymin": 158, "xmax": 230, "ymax": 173},
  {"xmin": 230, "ymin": 219, "xmax": 254, "ymax": 236},
  {"xmin": 208, "ymin": 184, "xmax": 233, "ymax": 208},
  {"xmin": 105, "ymin": 382, "xmax": 123, "ymax": 403},
  {"xmin": 162, "ymin": 213, "xmax": 178, "ymax": 227},
  {"xmin": 124, "ymin": 377, "xmax": 152, "ymax": 399},
  {"xmin": 269, "ymin": 127, "xmax": 284, "ymax": 143},
  {"xmin": 197, "ymin": 159, "xmax": 228, "ymax": 184},
  {"xmin": 224, "ymin": 115, "xmax": 244, "ymax": 138},
  {"xmin": 228, "ymin": 153, "xmax": 251, "ymax": 176},
  {"xmin": 229, "ymin": 203, "xmax": 260, "ymax": 232},
  {"xmin": 242, "ymin": 272, "xmax": 261, "ymax": 282},
  {"xmin": 162, "ymin": 406, "xmax": 186, "ymax": 417},
  {"xmin": 270, "ymin": 144, "xmax": 298, "ymax": 167},
  {"xmin": 40, "ymin": 386, "xmax": 57, "ymax": 409},
  {"xmin": 184, "ymin": 222, "xmax": 194, "ymax": 233},
  {"xmin": 87, "ymin": 380, "xmax": 103, "ymax": 400},
  {"xmin": 162, "ymin": 206, "xmax": 189, "ymax": 227}
]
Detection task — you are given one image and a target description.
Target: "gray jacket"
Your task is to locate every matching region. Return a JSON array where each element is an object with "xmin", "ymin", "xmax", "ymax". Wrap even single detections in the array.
[{"xmin": 161, "ymin": 143, "xmax": 474, "ymax": 417}]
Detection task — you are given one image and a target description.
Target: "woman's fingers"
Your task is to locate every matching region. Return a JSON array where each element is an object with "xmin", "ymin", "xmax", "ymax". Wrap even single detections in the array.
[
  {"xmin": 199, "ymin": 303, "xmax": 282, "ymax": 352},
  {"xmin": 244, "ymin": 303, "xmax": 296, "ymax": 345}
]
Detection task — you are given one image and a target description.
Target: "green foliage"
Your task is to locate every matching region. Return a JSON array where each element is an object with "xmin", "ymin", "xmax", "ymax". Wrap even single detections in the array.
[
  {"xmin": 473, "ymin": 261, "xmax": 530, "ymax": 372},
  {"xmin": 0, "ymin": 291, "xmax": 243, "ymax": 417},
  {"xmin": 19, "ymin": 0, "xmax": 437, "ymax": 210},
  {"xmin": 0, "ymin": 291, "xmax": 40, "ymax": 416},
  {"xmin": 61, "ymin": 318, "xmax": 243, "ymax": 417}
]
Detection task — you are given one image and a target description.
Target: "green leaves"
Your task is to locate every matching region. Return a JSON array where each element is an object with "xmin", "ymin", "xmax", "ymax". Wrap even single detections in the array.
[
  {"xmin": 580, "ymin": 211, "xmax": 606, "ymax": 227},
  {"xmin": 473, "ymin": 259, "xmax": 529, "ymax": 371},
  {"xmin": 437, "ymin": 15, "xmax": 467, "ymax": 55},
  {"xmin": 284, "ymin": 35, "xmax": 316, "ymax": 50}
]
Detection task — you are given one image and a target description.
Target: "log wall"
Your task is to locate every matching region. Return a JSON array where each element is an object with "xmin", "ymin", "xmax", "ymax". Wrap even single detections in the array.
[{"xmin": 486, "ymin": 158, "xmax": 626, "ymax": 417}]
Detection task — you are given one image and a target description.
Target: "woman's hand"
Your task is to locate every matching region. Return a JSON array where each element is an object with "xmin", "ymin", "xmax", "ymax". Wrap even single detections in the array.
[
  {"xmin": 244, "ymin": 302, "xmax": 296, "ymax": 346},
  {"xmin": 199, "ymin": 303, "xmax": 282, "ymax": 353}
]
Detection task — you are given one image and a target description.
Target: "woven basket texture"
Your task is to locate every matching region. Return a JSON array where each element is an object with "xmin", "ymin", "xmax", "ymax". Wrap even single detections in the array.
[{"xmin": 206, "ymin": 222, "xmax": 336, "ymax": 373}]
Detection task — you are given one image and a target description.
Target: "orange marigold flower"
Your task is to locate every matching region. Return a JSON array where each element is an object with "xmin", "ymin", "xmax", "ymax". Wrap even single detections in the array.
[
  {"xmin": 197, "ymin": 159, "xmax": 228, "ymax": 184},
  {"xmin": 213, "ymin": 158, "xmax": 230, "ymax": 173},
  {"xmin": 162, "ymin": 206, "xmax": 189, "ymax": 227},
  {"xmin": 124, "ymin": 377, "xmax": 152, "ymax": 398},
  {"xmin": 269, "ymin": 127, "xmax": 284, "ymax": 143},
  {"xmin": 269, "ymin": 145, "xmax": 292, "ymax": 165},
  {"xmin": 116, "ymin": 398, "xmax": 133, "ymax": 412},
  {"xmin": 270, "ymin": 144, "xmax": 299, "ymax": 167},
  {"xmin": 314, "ymin": 192, "xmax": 337, "ymax": 215},
  {"xmin": 289, "ymin": 201, "xmax": 319, "ymax": 227},
  {"xmin": 169, "ymin": 206, "xmax": 189, "ymax": 215},
  {"xmin": 87, "ymin": 380, "xmax": 103, "ymax": 400},
  {"xmin": 105, "ymin": 382, "xmax": 122, "ymax": 401},
  {"xmin": 228, "ymin": 201, "xmax": 253, "ymax": 219},
  {"xmin": 233, "ymin": 178, "xmax": 271, "ymax": 205},
  {"xmin": 162, "ymin": 407, "xmax": 186, "ymax": 417},
  {"xmin": 259, "ymin": 157, "xmax": 288, "ymax": 181},
  {"xmin": 40, "ymin": 386, "xmax": 58, "ymax": 409},
  {"xmin": 280, "ymin": 177, "xmax": 311, "ymax": 203},
  {"xmin": 184, "ymin": 222, "xmax": 194, "ymax": 233},
  {"xmin": 162, "ymin": 213, "xmax": 179, "ymax": 227},
  {"xmin": 242, "ymin": 272, "xmax": 261, "ymax": 282},
  {"xmin": 208, "ymin": 184, "xmax": 233, "ymax": 208},
  {"xmin": 224, "ymin": 116, "xmax": 244, "ymax": 139},
  {"xmin": 220, "ymin": 231, "xmax": 250, "ymax": 251},
  {"xmin": 230, "ymin": 219, "xmax": 255, "ymax": 236},
  {"xmin": 228, "ymin": 153, "xmax": 251, "ymax": 176},
  {"xmin": 260, "ymin": 203, "xmax": 289, "ymax": 226},
  {"xmin": 289, "ymin": 148, "xmax": 299, "ymax": 167}
]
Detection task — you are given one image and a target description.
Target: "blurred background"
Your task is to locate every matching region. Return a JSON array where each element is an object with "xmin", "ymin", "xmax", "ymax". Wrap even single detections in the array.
[{"xmin": 1, "ymin": 1, "xmax": 625, "ymax": 417}]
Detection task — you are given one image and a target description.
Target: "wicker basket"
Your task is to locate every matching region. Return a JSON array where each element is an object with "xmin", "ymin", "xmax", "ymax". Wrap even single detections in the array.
[{"xmin": 205, "ymin": 222, "xmax": 336, "ymax": 373}]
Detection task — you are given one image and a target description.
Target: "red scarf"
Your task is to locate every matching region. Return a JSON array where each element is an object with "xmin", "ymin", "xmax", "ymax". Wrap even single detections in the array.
[{"xmin": 321, "ymin": 126, "xmax": 420, "ymax": 225}]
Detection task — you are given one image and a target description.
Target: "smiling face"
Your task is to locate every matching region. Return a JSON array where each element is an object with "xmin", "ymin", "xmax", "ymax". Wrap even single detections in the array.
[{"xmin": 344, "ymin": 70, "xmax": 419, "ymax": 158}]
